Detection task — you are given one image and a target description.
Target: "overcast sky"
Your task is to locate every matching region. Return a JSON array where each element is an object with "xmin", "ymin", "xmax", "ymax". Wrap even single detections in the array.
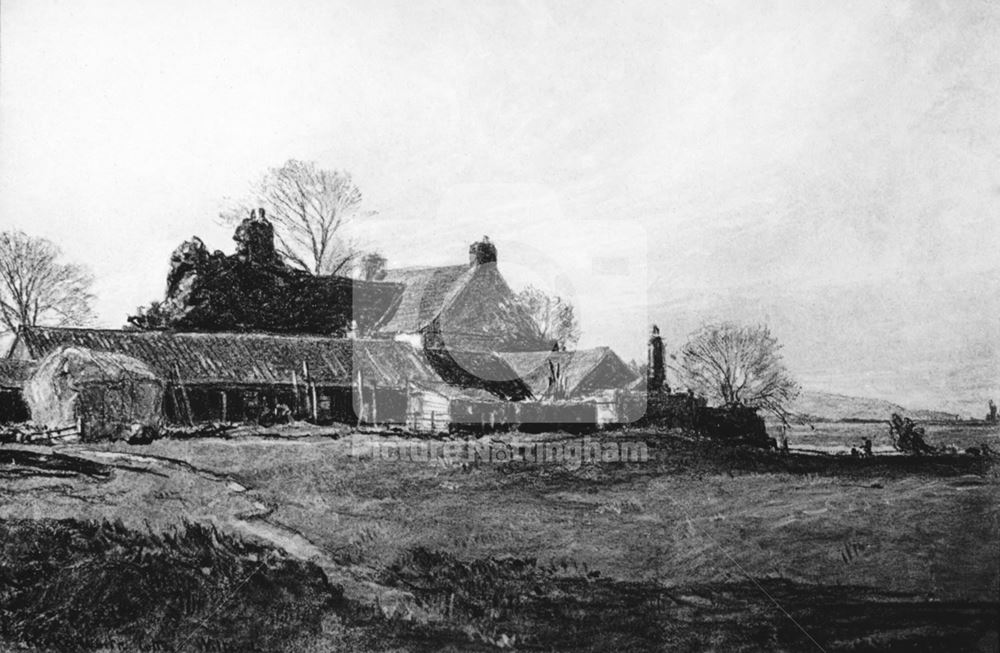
[{"xmin": 1, "ymin": 0, "xmax": 997, "ymax": 415}]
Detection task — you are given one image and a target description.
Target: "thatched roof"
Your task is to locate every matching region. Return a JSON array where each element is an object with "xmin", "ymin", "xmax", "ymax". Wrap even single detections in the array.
[
  {"xmin": 25, "ymin": 347, "xmax": 164, "ymax": 439},
  {"xmin": 12, "ymin": 326, "xmax": 528, "ymax": 399},
  {"xmin": 498, "ymin": 347, "xmax": 637, "ymax": 398},
  {"xmin": 30, "ymin": 347, "xmax": 161, "ymax": 385},
  {"xmin": 13, "ymin": 327, "xmax": 441, "ymax": 388}
]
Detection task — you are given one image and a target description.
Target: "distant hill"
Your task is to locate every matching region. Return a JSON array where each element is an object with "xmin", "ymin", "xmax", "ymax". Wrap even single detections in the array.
[{"xmin": 789, "ymin": 390, "xmax": 960, "ymax": 422}]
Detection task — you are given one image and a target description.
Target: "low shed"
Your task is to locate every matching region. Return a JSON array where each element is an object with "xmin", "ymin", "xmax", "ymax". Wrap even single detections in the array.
[{"xmin": 24, "ymin": 347, "xmax": 164, "ymax": 441}]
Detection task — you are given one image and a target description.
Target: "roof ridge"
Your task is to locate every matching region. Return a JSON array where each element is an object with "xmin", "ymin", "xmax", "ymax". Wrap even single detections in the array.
[{"xmin": 23, "ymin": 325, "xmax": 410, "ymax": 345}]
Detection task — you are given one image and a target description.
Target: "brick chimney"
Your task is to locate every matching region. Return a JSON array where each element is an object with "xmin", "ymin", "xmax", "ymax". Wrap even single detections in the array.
[
  {"xmin": 361, "ymin": 253, "xmax": 387, "ymax": 281},
  {"xmin": 648, "ymin": 324, "xmax": 665, "ymax": 393},
  {"xmin": 234, "ymin": 208, "xmax": 281, "ymax": 267},
  {"xmin": 469, "ymin": 236, "xmax": 497, "ymax": 267}
]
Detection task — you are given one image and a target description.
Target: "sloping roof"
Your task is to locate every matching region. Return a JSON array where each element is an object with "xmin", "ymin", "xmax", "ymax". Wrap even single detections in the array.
[
  {"xmin": 0, "ymin": 358, "xmax": 35, "ymax": 389},
  {"xmin": 375, "ymin": 264, "xmax": 471, "ymax": 334},
  {"xmin": 12, "ymin": 327, "xmax": 530, "ymax": 400},
  {"xmin": 13, "ymin": 326, "xmax": 441, "ymax": 388},
  {"xmin": 374, "ymin": 263, "xmax": 547, "ymax": 352},
  {"xmin": 498, "ymin": 347, "xmax": 638, "ymax": 398},
  {"xmin": 500, "ymin": 351, "xmax": 560, "ymax": 378}
]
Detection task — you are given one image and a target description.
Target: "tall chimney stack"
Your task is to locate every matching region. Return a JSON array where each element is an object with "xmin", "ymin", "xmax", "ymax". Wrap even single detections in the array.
[
  {"xmin": 234, "ymin": 207, "xmax": 281, "ymax": 267},
  {"xmin": 648, "ymin": 324, "xmax": 665, "ymax": 393}
]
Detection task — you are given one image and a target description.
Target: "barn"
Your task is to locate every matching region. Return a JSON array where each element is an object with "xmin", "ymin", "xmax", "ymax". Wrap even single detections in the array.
[{"xmin": 8, "ymin": 326, "xmax": 531, "ymax": 432}]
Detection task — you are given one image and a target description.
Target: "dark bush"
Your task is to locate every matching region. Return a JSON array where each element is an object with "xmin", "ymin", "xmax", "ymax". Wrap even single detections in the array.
[{"xmin": 0, "ymin": 518, "xmax": 341, "ymax": 652}]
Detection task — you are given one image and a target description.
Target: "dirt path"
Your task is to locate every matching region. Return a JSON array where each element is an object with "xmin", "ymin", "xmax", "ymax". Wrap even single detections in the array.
[{"xmin": 44, "ymin": 445, "xmax": 422, "ymax": 617}]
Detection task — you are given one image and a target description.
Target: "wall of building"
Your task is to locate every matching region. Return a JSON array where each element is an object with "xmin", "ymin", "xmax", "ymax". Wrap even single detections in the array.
[{"xmin": 407, "ymin": 389, "xmax": 451, "ymax": 434}]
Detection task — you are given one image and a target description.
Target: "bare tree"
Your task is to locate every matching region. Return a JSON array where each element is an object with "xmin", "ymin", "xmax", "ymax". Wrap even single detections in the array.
[
  {"xmin": 678, "ymin": 322, "xmax": 798, "ymax": 420},
  {"xmin": 627, "ymin": 358, "xmax": 648, "ymax": 379},
  {"xmin": 515, "ymin": 285, "xmax": 581, "ymax": 350},
  {"xmin": 220, "ymin": 160, "xmax": 368, "ymax": 275},
  {"xmin": 0, "ymin": 231, "xmax": 95, "ymax": 334}
]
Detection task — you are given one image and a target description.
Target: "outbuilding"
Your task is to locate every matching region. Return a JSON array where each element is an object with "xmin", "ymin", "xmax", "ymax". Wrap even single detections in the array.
[{"xmin": 23, "ymin": 347, "xmax": 164, "ymax": 440}]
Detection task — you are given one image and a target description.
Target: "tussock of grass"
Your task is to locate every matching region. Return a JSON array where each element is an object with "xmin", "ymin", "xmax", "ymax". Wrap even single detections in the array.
[{"xmin": 0, "ymin": 518, "xmax": 340, "ymax": 652}]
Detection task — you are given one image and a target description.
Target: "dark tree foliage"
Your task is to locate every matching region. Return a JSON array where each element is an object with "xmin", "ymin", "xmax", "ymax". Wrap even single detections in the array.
[{"xmin": 128, "ymin": 212, "xmax": 395, "ymax": 335}]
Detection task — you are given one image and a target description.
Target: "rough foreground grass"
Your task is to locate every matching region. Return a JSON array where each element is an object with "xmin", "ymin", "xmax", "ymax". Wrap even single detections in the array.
[
  {"xmin": 2, "ymin": 425, "xmax": 997, "ymax": 651},
  {"xmin": 0, "ymin": 518, "xmax": 338, "ymax": 652},
  {"xmin": 372, "ymin": 547, "xmax": 997, "ymax": 652}
]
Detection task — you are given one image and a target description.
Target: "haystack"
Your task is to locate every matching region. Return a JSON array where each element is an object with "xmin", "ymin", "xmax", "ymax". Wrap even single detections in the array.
[{"xmin": 24, "ymin": 347, "xmax": 164, "ymax": 441}]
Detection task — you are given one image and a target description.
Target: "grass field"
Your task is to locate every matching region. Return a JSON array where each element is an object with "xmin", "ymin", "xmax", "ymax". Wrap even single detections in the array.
[
  {"xmin": 0, "ymin": 423, "xmax": 998, "ymax": 651},
  {"xmin": 778, "ymin": 419, "xmax": 1000, "ymax": 453}
]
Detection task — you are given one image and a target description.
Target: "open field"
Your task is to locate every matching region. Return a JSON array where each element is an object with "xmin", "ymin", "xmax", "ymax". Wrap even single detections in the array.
[
  {"xmin": 778, "ymin": 419, "xmax": 1000, "ymax": 454},
  {"xmin": 0, "ymin": 423, "xmax": 998, "ymax": 651}
]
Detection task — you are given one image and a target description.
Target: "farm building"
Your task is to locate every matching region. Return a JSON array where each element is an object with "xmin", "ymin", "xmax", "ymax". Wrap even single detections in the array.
[
  {"xmin": 367, "ymin": 236, "xmax": 549, "ymax": 352},
  {"xmin": 0, "ymin": 358, "xmax": 33, "ymax": 423},
  {"xmin": 135, "ymin": 213, "xmax": 549, "ymax": 355},
  {"xmin": 23, "ymin": 347, "xmax": 163, "ymax": 441},
  {"xmin": 8, "ymin": 326, "xmax": 530, "ymax": 431},
  {"xmin": 6, "ymin": 222, "xmax": 646, "ymax": 435},
  {"xmin": 498, "ymin": 348, "xmax": 640, "ymax": 425},
  {"xmin": 499, "ymin": 347, "xmax": 637, "ymax": 400}
]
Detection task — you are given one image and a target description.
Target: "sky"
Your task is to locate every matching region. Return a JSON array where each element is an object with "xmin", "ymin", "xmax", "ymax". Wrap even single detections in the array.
[{"xmin": 1, "ymin": 0, "xmax": 997, "ymax": 416}]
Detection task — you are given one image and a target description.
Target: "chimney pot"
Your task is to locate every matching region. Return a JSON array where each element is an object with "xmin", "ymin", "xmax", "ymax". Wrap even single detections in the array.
[
  {"xmin": 361, "ymin": 253, "xmax": 387, "ymax": 281},
  {"xmin": 469, "ymin": 236, "xmax": 497, "ymax": 267}
]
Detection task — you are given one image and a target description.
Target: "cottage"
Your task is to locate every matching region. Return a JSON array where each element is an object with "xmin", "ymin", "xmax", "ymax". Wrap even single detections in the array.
[
  {"xmin": 6, "ymin": 221, "xmax": 642, "ymax": 434},
  {"xmin": 370, "ymin": 237, "xmax": 548, "ymax": 352},
  {"xmin": 133, "ymin": 215, "xmax": 547, "ymax": 354}
]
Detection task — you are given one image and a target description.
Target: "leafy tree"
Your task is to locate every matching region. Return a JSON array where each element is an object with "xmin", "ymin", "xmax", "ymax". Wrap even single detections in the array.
[
  {"xmin": 0, "ymin": 231, "xmax": 95, "ymax": 334},
  {"xmin": 515, "ymin": 285, "xmax": 581, "ymax": 350},
  {"xmin": 220, "ymin": 160, "xmax": 369, "ymax": 275},
  {"xmin": 678, "ymin": 322, "xmax": 798, "ymax": 419}
]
